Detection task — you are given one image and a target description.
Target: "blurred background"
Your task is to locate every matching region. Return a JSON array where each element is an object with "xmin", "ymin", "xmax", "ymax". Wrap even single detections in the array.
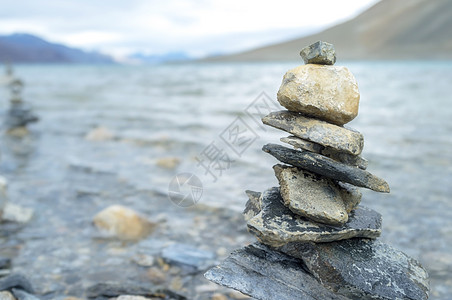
[{"xmin": 0, "ymin": 0, "xmax": 451, "ymax": 299}]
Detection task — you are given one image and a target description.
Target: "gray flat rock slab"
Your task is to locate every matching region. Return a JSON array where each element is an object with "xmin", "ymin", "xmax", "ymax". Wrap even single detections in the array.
[
  {"xmin": 279, "ymin": 238, "xmax": 430, "ymax": 300},
  {"xmin": 263, "ymin": 143, "xmax": 390, "ymax": 193},
  {"xmin": 263, "ymin": 110, "xmax": 363, "ymax": 155},
  {"xmin": 281, "ymin": 135, "xmax": 368, "ymax": 170},
  {"xmin": 204, "ymin": 243, "xmax": 349, "ymax": 300},
  {"xmin": 246, "ymin": 187, "xmax": 382, "ymax": 246}
]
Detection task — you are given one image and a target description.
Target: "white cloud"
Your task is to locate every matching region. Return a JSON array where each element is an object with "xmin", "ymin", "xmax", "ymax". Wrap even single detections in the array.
[
  {"xmin": 0, "ymin": 0, "xmax": 380, "ymax": 57},
  {"xmin": 59, "ymin": 31, "xmax": 123, "ymax": 47}
]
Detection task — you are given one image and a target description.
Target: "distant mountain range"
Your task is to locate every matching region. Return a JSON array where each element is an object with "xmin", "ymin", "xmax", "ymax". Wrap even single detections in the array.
[
  {"xmin": 0, "ymin": 33, "xmax": 114, "ymax": 64},
  {"xmin": 206, "ymin": 0, "xmax": 452, "ymax": 61}
]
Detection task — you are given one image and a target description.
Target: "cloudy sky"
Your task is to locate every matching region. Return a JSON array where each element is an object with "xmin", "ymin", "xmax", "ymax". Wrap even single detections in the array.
[{"xmin": 0, "ymin": 0, "xmax": 379, "ymax": 59}]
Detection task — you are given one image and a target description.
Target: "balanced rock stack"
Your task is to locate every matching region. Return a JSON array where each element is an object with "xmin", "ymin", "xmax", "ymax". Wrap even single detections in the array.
[
  {"xmin": 4, "ymin": 78, "xmax": 39, "ymax": 134},
  {"xmin": 205, "ymin": 41, "xmax": 429, "ymax": 300}
]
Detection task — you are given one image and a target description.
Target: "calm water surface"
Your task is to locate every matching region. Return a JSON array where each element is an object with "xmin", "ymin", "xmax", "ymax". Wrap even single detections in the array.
[{"xmin": 0, "ymin": 61, "xmax": 451, "ymax": 299}]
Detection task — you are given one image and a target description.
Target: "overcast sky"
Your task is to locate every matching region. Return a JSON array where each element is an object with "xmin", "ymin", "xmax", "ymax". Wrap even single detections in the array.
[{"xmin": 0, "ymin": 0, "xmax": 379, "ymax": 58}]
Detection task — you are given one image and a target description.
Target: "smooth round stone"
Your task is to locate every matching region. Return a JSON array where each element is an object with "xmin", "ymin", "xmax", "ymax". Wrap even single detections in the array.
[{"xmin": 277, "ymin": 64, "xmax": 360, "ymax": 125}]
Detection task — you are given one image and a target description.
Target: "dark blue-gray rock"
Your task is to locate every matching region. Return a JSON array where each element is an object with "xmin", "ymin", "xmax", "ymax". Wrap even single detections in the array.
[
  {"xmin": 300, "ymin": 41, "xmax": 336, "ymax": 65},
  {"xmin": 0, "ymin": 274, "xmax": 34, "ymax": 293},
  {"xmin": 246, "ymin": 187, "xmax": 381, "ymax": 246},
  {"xmin": 0, "ymin": 257, "xmax": 11, "ymax": 270},
  {"xmin": 4, "ymin": 102, "xmax": 38, "ymax": 129},
  {"xmin": 279, "ymin": 238, "xmax": 430, "ymax": 300},
  {"xmin": 243, "ymin": 190, "xmax": 261, "ymax": 221},
  {"xmin": 85, "ymin": 282, "xmax": 186, "ymax": 299},
  {"xmin": 204, "ymin": 243, "xmax": 349, "ymax": 300},
  {"xmin": 161, "ymin": 243, "xmax": 215, "ymax": 273},
  {"xmin": 281, "ymin": 135, "xmax": 368, "ymax": 170},
  {"xmin": 263, "ymin": 143, "xmax": 390, "ymax": 193},
  {"xmin": 263, "ymin": 111, "xmax": 363, "ymax": 155},
  {"xmin": 11, "ymin": 289, "xmax": 40, "ymax": 300}
]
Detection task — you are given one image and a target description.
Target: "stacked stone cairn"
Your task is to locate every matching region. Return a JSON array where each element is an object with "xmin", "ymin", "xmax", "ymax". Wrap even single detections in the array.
[
  {"xmin": 205, "ymin": 41, "xmax": 429, "ymax": 300},
  {"xmin": 4, "ymin": 77, "xmax": 39, "ymax": 134}
]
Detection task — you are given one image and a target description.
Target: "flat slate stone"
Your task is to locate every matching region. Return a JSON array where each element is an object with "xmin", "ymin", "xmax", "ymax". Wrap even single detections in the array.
[
  {"xmin": 204, "ymin": 243, "xmax": 349, "ymax": 300},
  {"xmin": 246, "ymin": 187, "xmax": 381, "ymax": 246},
  {"xmin": 279, "ymin": 238, "xmax": 430, "ymax": 300},
  {"xmin": 263, "ymin": 111, "xmax": 363, "ymax": 155},
  {"xmin": 300, "ymin": 41, "xmax": 336, "ymax": 65},
  {"xmin": 281, "ymin": 135, "xmax": 368, "ymax": 170},
  {"xmin": 243, "ymin": 190, "xmax": 261, "ymax": 221},
  {"xmin": 263, "ymin": 143, "xmax": 390, "ymax": 193},
  {"xmin": 273, "ymin": 164, "xmax": 349, "ymax": 225}
]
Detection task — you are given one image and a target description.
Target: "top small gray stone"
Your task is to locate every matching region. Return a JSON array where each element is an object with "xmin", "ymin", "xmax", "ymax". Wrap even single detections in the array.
[{"xmin": 300, "ymin": 41, "xmax": 336, "ymax": 65}]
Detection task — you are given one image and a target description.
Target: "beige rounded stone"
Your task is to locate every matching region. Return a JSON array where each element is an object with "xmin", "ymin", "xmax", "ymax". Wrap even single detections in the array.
[
  {"xmin": 85, "ymin": 126, "xmax": 114, "ymax": 141},
  {"xmin": 6, "ymin": 126, "xmax": 29, "ymax": 137},
  {"xmin": 277, "ymin": 64, "xmax": 360, "ymax": 125},
  {"xmin": 93, "ymin": 205, "xmax": 156, "ymax": 240},
  {"xmin": 0, "ymin": 291, "xmax": 16, "ymax": 300},
  {"xmin": 156, "ymin": 157, "xmax": 180, "ymax": 169},
  {"xmin": 211, "ymin": 293, "xmax": 228, "ymax": 300},
  {"xmin": 273, "ymin": 164, "xmax": 349, "ymax": 226}
]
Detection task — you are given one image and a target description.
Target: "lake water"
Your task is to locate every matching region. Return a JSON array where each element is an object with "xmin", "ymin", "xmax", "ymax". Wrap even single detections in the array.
[{"xmin": 0, "ymin": 61, "xmax": 451, "ymax": 299}]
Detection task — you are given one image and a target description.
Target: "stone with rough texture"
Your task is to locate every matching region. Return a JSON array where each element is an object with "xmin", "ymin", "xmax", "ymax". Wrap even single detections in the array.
[
  {"xmin": 277, "ymin": 65, "xmax": 359, "ymax": 125},
  {"xmin": 300, "ymin": 41, "xmax": 336, "ymax": 65},
  {"xmin": 204, "ymin": 243, "xmax": 349, "ymax": 300},
  {"xmin": 273, "ymin": 164, "xmax": 349, "ymax": 225},
  {"xmin": 263, "ymin": 111, "xmax": 363, "ymax": 155},
  {"xmin": 93, "ymin": 205, "xmax": 156, "ymax": 240},
  {"xmin": 281, "ymin": 135, "xmax": 368, "ymax": 169},
  {"xmin": 246, "ymin": 187, "xmax": 381, "ymax": 246},
  {"xmin": 279, "ymin": 238, "xmax": 429, "ymax": 300},
  {"xmin": 243, "ymin": 190, "xmax": 261, "ymax": 221},
  {"xmin": 263, "ymin": 143, "xmax": 390, "ymax": 193}
]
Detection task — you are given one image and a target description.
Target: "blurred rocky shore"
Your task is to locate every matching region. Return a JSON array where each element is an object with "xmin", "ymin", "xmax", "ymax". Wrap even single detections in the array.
[
  {"xmin": 0, "ymin": 128, "xmax": 257, "ymax": 300},
  {"xmin": 0, "ymin": 61, "xmax": 451, "ymax": 299}
]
